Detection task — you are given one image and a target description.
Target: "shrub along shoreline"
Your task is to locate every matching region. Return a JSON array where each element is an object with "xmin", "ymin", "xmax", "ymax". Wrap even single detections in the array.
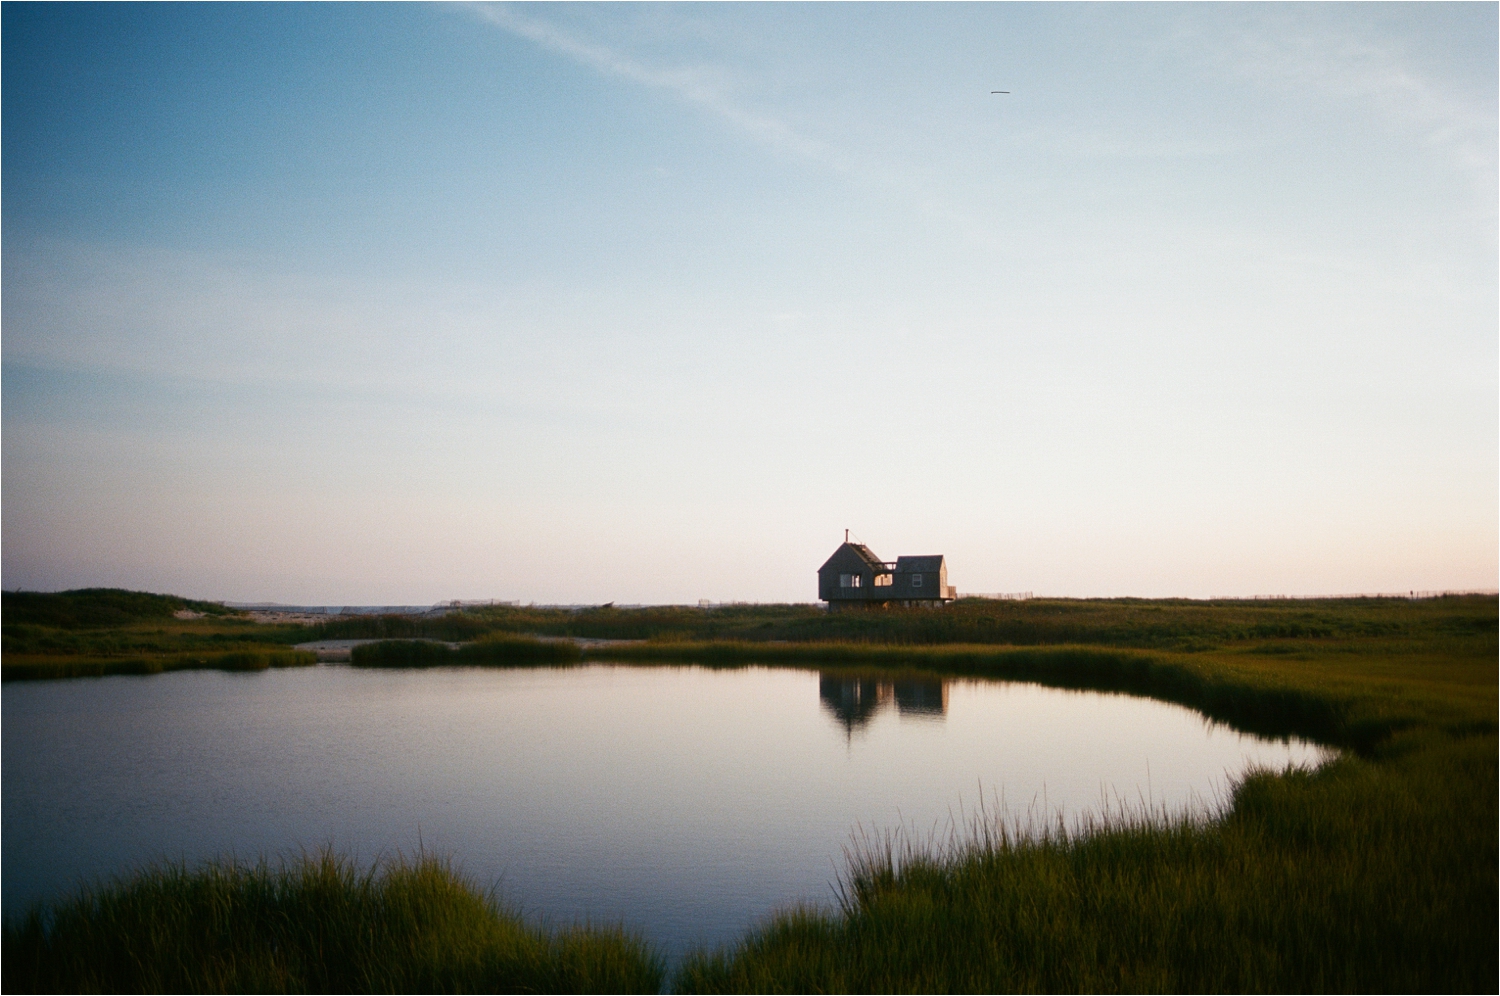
[
  {"xmin": 3, "ymin": 592, "xmax": 1494, "ymax": 992},
  {"xmin": 351, "ymin": 635, "xmax": 583, "ymax": 667},
  {"xmin": 593, "ymin": 640, "xmax": 1357, "ymax": 745},
  {"xmin": 0, "ymin": 648, "xmax": 317, "ymax": 681}
]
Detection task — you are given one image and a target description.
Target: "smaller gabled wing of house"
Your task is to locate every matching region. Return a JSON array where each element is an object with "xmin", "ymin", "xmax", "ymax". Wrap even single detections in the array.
[
  {"xmin": 893, "ymin": 555, "xmax": 944, "ymax": 574},
  {"xmin": 893, "ymin": 555, "xmax": 951, "ymax": 600}
]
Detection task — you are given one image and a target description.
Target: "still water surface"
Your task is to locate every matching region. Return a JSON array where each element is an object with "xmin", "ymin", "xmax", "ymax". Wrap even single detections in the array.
[{"xmin": 4, "ymin": 664, "xmax": 1328, "ymax": 956}]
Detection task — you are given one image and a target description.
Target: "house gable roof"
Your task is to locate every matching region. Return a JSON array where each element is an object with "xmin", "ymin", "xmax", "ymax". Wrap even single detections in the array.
[{"xmin": 819, "ymin": 542, "xmax": 889, "ymax": 575}]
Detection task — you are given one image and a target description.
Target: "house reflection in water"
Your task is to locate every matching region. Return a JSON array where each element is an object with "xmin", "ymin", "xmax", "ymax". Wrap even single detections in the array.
[{"xmin": 818, "ymin": 673, "xmax": 949, "ymax": 733}]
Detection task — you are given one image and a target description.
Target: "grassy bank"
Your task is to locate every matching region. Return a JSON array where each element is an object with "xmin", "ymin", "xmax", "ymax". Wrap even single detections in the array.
[
  {"xmin": 2, "ymin": 853, "xmax": 663, "ymax": 994},
  {"xmin": 2, "ymin": 589, "xmax": 313, "ymax": 681},
  {"xmin": 297, "ymin": 593, "xmax": 1494, "ymax": 650},
  {"xmin": 8, "ymin": 586, "xmax": 1491, "ymax": 675},
  {"xmin": 1, "ymin": 649, "xmax": 317, "ymax": 681},
  {"xmin": 350, "ymin": 635, "xmax": 583, "ymax": 667},
  {"xmin": 587, "ymin": 636, "xmax": 1489, "ymax": 750},
  {"xmin": 680, "ymin": 733, "xmax": 1494, "ymax": 992}
]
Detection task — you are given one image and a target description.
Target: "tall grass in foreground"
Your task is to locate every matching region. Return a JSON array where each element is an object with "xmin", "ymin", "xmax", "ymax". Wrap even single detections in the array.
[
  {"xmin": 3, "ymin": 852, "xmax": 663, "ymax": 995},
  {"xmin": 679, "ymin": 734, "xmax": 1497, "ymax": 993}
]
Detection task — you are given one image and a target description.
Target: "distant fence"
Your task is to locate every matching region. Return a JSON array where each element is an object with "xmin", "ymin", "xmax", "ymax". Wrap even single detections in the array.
[
  {"xmin": 955, "ymin": 590, "xmax": 1494, "ymax": 603},
  {"xmin": 1210, "ymin": 590, "xmax": 1497, "ymax": 601}
]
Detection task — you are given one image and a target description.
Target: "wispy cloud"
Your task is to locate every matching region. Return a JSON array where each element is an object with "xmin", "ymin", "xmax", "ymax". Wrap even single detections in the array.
[
  {"xmin": 466, "ymin": 2, "xmax": 853, "ymax": 174},
  {"xmin": 1005, "ymin": 129, "xmax": 1264, "ymax": 161},
  {"xmin": 462, "ymin": 4, "xmax": 1024, "ymax": 248},
  {"xmin": 1204, "ymin": 13, "xmax": 1496, "ymax": 176}
]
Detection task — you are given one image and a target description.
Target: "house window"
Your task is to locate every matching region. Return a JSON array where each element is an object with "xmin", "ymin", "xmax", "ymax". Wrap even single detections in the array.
[
  {"xmin": 840, "ymin": 574, "xmax": 862, "ymax": 588},
  {"xmin": 912, "ymin": 574, "xmax": 924, "ymax": 587},
  {"xmin": 875, "ymin": 573, "xmax": 893, "ymax": 586}
]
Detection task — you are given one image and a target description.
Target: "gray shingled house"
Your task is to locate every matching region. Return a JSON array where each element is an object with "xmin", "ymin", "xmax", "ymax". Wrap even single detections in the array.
[{"xmin": 817, "ymin": 540, "xmax": 956, "ymax": 608}]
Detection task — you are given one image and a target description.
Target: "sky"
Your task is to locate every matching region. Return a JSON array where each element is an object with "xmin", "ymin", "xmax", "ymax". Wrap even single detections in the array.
[{"xmin": 3, "ymin": 2, "xmax": 1496, "ymax": 604}]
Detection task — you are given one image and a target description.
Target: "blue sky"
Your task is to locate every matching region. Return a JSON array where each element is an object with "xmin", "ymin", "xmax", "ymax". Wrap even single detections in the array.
[{"xmin": 4, "ymin": 2, "xmax": 1495, "ymax": 603}]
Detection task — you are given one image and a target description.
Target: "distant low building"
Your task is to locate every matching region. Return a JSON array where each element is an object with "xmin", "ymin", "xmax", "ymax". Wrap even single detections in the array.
[{"xmin": 817, "ymin": 539, "xmax": 956, "ymax": 608}]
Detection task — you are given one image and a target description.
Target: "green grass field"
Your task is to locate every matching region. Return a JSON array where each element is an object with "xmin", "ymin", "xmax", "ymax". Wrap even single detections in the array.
[{"xmin": 3, "ymin": 588, "xmax": 1494, "ymax": 992}]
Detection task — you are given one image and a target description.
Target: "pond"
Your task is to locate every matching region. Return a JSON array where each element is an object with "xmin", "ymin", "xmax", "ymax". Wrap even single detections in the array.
[{"xmin": 2, "ymin": 664, "xmax": 1328, "ymax": 958}]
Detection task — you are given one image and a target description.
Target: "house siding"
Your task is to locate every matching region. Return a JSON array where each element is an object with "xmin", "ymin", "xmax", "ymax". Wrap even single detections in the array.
[
  {"xmin": 818, "ymin": 543, "xmax": 954, "ymax": 606},
  {"xmin": 817, "ymin": 544, "xmax": 886, "ymax": 602}
]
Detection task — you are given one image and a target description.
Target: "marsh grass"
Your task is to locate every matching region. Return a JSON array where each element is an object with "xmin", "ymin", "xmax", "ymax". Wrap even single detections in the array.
[
  {"xmin": 347, "ymin": 639, "xmax": 456, "ymax": 666},
  {"xmin": 2, "ymin": 589, "xmax": 317, "ymax": 681},
  {"xmin": 5, "ymin": 589, "xmax": 1494, "ymax": 991},
  {"xmin": 2, "ymin": 851, "xmax": 664, "ymax": 994},
  {"xmin": 679, "ymin": 736, "xmax": 1496, "ymax": 993},
  {"xmin": 1, "ymin": 589, "xmax": 238, "ymax": 629},
  {"xmin": 10, "ymin": 587, "xmax": 1492, "ymax": 668},
  {"xmin": 350, "ymin": 636, "xmax": 583, "ymax": 667},
  {"xmin": 0, "ymin": 648, "xmax": 316, "ymax": 681},
  {"xmin": 414, "ymin": 594, "xmax": 1495, "ymax": 650},
  {"xmin": 662, "ymin": 603, "xmax": 1495, "ymax": 992}
]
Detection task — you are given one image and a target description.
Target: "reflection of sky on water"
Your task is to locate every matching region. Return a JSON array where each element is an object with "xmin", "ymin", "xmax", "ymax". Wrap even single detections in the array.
[{"xmin": 3, "ymin": 665, "xmax": 1330, "ymax": 961}]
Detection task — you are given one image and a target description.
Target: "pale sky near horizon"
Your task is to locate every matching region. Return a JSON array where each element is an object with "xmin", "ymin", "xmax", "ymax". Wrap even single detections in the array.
[{"xmin": 3, "ymin": 2, "xmax": 1496, "ymax": 604}]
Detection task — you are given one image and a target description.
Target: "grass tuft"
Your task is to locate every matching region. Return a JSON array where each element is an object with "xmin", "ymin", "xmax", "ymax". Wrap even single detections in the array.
[
  {"xmin": 2, "ymin": 851, "xmax": 664, "ymax": 994},
  {"xmin": 0, "ymin": 649, "xmax": 316, "ymax": 681}
]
